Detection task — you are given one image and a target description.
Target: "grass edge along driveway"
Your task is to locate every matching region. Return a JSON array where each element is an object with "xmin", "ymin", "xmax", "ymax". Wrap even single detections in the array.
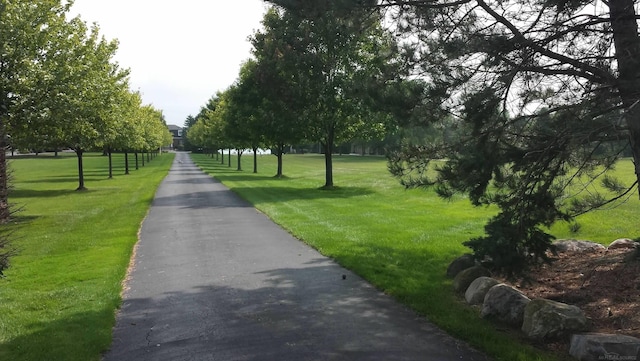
[{"xmin": 0, "ymin": 152, "xmax": 175, "ymax": 361}]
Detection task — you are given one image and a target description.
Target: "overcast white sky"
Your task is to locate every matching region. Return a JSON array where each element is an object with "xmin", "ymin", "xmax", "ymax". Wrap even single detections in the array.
[{"xmin": 69, "ymin": 0, "xmax": 269, "ymax": 127}]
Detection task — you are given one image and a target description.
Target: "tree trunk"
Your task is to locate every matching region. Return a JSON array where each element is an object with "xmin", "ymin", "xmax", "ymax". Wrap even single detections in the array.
[
  {"xmin": 142, "ymin": 151, "xmax": 145, "ymax": 166},
  {"xmin": 610, "ymin": 0, "xmax": 640, "ymax": 198},
  {"xmin": 0, "ymin": 133, "xmax": 9, "ymax": 221},
  {"xmin": 275, "ymin": 144, "xmax": 284, "ymax": 178},
  {"xmin": 76, "ymin": 149, "xmax": 87, "ymax": 191},
  {"xmin": 135, "ymin": 152, "xmax": 139, "ymax": 170},
  {"xmin": 228, "ymin": 149, "xmax": 231, "ymax": 167},
  {"xmin": 323, "ymin": 142, "xmax": 334, "ymax": 188},
  {"xmin": 108, "ymin": 148, "xmax": 113, "ymax": 179},
  {"xmin": 253, "ymin": 146, "xmax": 259, "ymax": 173},
  {"xmin": 221, "ymin": 149, "xmax": 225, "ymax": 164},
  {"xmin": 323, "ymin": 126, "xmax": 335, "ymax": 188},
  {"xmin": 236, "ymin": 149, "xmax": 243, "ymax": 171},
  {"xmin": 124, "ymin": 151, "xmax": 130, "ymax": 175}
]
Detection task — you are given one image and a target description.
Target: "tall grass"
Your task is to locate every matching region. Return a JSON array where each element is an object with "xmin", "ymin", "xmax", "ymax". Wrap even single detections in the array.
[
  {"xmin": 194, "ymin": 153, "xmax": 640, "ymax": 361},
  {"xmin": 0, "ymin": 152, "xmax": 174, "ymax": 361}
]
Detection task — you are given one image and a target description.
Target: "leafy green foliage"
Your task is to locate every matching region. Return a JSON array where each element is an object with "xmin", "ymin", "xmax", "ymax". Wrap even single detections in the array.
[
  {"xmin": 187, "ymin": 95, "xmax": 228, "ymax": 155},
  {"xmin": 249, "ymin": 8, "xmax": 314, "ymax": 176},
  {"xmin": 252, "ymin": 4, "xmax": 412, "ymax": 187},
  {"xmin": 223, "ymin": 60, "xmax": 270, "ymax": 172}
]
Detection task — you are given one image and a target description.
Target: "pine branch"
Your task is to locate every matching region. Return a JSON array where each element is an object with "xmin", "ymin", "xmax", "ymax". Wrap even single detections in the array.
[{"xmin": 570, "ymin": 180, "xmax": 639, "ymax": 217}]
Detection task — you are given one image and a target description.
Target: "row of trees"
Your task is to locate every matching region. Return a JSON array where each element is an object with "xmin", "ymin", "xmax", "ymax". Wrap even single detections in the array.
[
  {"xmin": 189, "ymin": 0, "xmax": 640, "ymax": 277},
  {"xmin": 187, "ymin": 4, "xmax": 420, "ymax": 187},
  {"xmin": 1, "ymin": 1, "xmax": 173, "ymax": 193},
  {"xmin": 0, "ymin": 0, "xmax": 172, "ymax": 273}
]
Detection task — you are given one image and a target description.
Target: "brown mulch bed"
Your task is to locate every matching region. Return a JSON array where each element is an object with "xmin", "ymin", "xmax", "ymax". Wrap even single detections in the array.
[{"xmin": 499, "ymin": 247, "xmax": 640, "ymax": 353}]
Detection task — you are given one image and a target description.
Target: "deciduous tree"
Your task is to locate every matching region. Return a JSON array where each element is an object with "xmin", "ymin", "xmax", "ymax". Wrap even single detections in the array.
[
  {"xmin": 225, "ymin": 60, "xmax": 268, "ymax": 173},
  {"xmin": 250, "ymin": 9, "xmax": 310, "ymax": 177},
  {"xmin": 26, "ymin": 17, "xmax": 129, "ymax": 190},
  {"xmin": 189, "ymin": 94, "xmax": 230, "ymax": 162},
  {"xmin": 0, "ymin": 0, "xmax": 72, "ymax": 220},
  {"xmin": 257, "ymin": 3, "xmax": 408, "ymax": 187}
]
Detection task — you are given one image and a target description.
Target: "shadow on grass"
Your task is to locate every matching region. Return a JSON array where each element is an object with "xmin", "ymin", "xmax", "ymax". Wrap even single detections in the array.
[
  {"xmin": 197, "ymin": 163, "xmax": 342, "ymax": 184},
  {"xmin": 18, "ymin": 177, "xmax": 80, "ymax": 184},
  {"xmin": 332, "ymin": 154, "xmax": 387, "ymax": 163},
  {"xmin": 230, "ymin": 186, "xmax": 375, "ymax": 204},
  {"xmin": 11, "ymin": 188, "xmax": 77, "ymax": 198},
  {"xmin": 9, "ymin": 214, "xmax": 40, "ymax": 224},
  {"xmin": 7, "ymin": 154, "xmax": 75, "ymax": 160},
  {"xmin": 0, "ymin": 307, "xmax": 115, "ymax": 361},
  {"xmin": 185, "ymin": 161, "xmax": 374, "ymax": 203},
  {"xmin": 213, "ymin": 173, "xmax": 290, "ymax": 182},
  {"xmin": 153, "ymin": 177, "xmax": 372, "ymax": 209},
  {"xmin": 17, "ymin": 172, "xmax": 125, "ymax": 185}
]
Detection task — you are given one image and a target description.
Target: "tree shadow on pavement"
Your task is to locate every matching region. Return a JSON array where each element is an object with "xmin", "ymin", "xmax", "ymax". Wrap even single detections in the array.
[{"xmin": 102, "ymin": 261, "xmax": 489, "ymax": 361}]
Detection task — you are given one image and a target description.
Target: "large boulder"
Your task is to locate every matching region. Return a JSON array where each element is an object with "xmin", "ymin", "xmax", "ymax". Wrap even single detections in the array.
[
  {"xmin": 608, "ymin": 238, "xmax": 638, "ymax": 250},
  {"xmin": 522, "ymin": 298, "xmax": 589, "ymax": 340},
  {"xmin": 570, "ymin": 333, "xmax": 640, "ymax": 361},
  {"xmin": 554, "ymin": 239, "xmax": 606, "ymax": 253},
  {"xmin": 452, "ymin": 265, "xmax": 491, "ymax": 294},
  {"xmin": 465, "ymin": 277, "xmax": 500, "ymax": 305},
  {"xmin": 446, "ymin": 254, "xmax": 476, "ymax": 278},
  {"xmin": 481, "ymin": 284, "xmax": 530, "ymax": 326}
]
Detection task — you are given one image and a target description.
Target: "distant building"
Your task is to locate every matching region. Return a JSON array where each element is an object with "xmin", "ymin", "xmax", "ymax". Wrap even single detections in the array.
[{"xmin": 167, "ymin": 124, "xmax": 184, "ymax": 150}]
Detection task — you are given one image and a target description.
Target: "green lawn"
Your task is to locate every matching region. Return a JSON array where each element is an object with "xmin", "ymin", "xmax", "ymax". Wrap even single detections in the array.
[
  {"xmin": 0, "ymin": 151, "xmax": 174, "ymax": 361},
  {"xmin": 1, "ymin": 151, "xmax": 637, "ymax": 361},
  {"xmin": 193, "ymin": 152, "xmax": 640, "ymax": 361}
]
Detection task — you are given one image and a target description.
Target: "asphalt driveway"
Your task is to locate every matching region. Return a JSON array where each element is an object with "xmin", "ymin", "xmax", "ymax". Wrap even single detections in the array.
[{"xmin": 102, "ymin": 152, "xmax": 490, "ymax": 361}]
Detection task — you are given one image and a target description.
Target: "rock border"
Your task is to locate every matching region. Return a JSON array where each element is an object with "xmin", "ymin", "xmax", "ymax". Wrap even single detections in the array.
[{"xmin": 447, "ymin": 238, "xmax": 640, "ymax": 361}]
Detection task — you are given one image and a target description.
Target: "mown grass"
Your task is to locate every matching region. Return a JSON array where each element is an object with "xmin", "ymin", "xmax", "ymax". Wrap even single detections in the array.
[
  {"xmin": 0, "ymin": 151, "xmax": 174, "ymax": 361},
  {"xmin": 549, "ymin": 159, "xmax": 640, "ymax": 240},
  {"xmin": 193, "ymin": 153, "xmax": 640, "ymax": 361}
]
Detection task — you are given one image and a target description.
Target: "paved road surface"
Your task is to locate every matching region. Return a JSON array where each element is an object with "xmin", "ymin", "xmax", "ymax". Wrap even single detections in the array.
[{"xmin": 103, "ymin": 152, "xmax": 490, "ymax": 361}]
